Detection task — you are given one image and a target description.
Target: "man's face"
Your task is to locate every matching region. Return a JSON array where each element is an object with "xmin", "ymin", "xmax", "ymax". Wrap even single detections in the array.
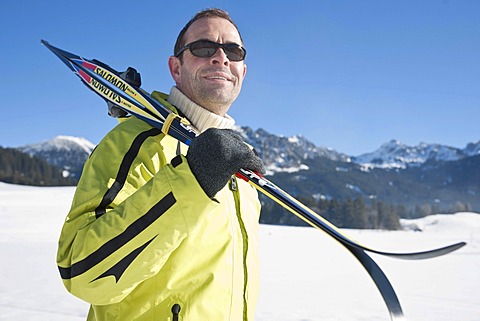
[{"xmin": 169, "ymin": 17, "xmax": 247, "ymax": 116}]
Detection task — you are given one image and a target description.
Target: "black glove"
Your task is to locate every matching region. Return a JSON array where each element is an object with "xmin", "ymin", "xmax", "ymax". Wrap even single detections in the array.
[
  {"xmin": 107, "ymin": 67, "xmax": 141, "ymax": 118},
  {"xmin": 186, "ymin": 128, "xmax": 265, "ymax": 198}
]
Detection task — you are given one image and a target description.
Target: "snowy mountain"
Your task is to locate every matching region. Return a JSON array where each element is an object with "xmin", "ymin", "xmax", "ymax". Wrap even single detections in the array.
[
  {"xmin": 17, "ymin": 128, "xmax": 351, "ymax": 178},
  {"xmin": 12, "ymin": 130, "xmax": 480, "ymax": 213},
  {"xmin": 18, "ymin": 135, "xmax": 95, "ymax": 179},
  {"xmin": 18, "ymin": 131, "xmax": 479, "ymax": 177},
  {"xmin": 464, "ymin": 140, "xmax": 480, "ymax": 156},
  {"xmin": 353, "ymin": 139, "xmax": 480, "ymax": 170},
  {"xmin": 236, "ymin": 126, "xmax": 351, "ymax": 175}
]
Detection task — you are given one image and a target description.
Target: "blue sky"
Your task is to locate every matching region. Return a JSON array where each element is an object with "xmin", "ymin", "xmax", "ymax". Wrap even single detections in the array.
[{"xmin": 1, "ymin": 0, "xmax": 479, "ymax": 155}]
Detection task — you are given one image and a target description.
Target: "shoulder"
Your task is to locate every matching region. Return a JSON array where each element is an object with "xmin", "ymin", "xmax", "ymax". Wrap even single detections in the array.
[{"xmin": 89, "ymin": 117, "xmax": 163, "ymax": 159}]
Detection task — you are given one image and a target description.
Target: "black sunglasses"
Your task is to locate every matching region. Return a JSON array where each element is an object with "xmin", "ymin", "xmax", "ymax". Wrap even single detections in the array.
[{"xmin": 175, "ymin": 40, "xmax": 246, "ymax": 62}]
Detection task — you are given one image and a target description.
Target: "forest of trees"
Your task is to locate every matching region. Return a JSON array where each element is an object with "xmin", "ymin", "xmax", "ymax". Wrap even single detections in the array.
[
  {"xmin": 260, "ymin": 195, "xmax": 402, "ymax": 230},
  {"xmin": 259, "ymin": 193, "xmax": 474, "ymax": 230},
  {"xmin": 0, "ymin": 147, "xmax": 76, "ymax": 186}
]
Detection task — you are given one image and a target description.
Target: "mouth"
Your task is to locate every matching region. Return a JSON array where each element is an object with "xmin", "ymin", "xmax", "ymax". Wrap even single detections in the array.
[
  {"xmin": 206, "ymin": 75, "xmax": 229, "ymax": 81},
  {"xmin": 202, "ymin": 70, "xmax": 233, "ymax": 82}
]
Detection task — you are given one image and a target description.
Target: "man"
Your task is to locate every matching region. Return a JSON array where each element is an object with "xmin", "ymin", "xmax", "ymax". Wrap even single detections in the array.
[{"xmin": 57, "ymin": 8, "xmax": 264, "ymax": 321}]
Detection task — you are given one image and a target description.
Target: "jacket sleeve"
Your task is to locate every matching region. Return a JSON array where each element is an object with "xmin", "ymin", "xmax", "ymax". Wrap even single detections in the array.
[{"xmin": 56, "ymin": 120, "xmax": 217, "ymax": 305}]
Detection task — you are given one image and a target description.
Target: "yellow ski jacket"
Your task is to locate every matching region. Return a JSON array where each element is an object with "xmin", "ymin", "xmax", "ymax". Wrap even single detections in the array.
[{"xmin": 57, "ymin": 98, "xmax": 261, "ymax": 320}]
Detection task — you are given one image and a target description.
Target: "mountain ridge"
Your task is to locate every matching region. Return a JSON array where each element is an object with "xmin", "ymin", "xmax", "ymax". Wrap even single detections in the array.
[
  {"xmin": 16, "ymin": 130, "xmax": 480, "ymax": 175},
  {"xmin": 353, "ymin": 139, "xmax": 480, "ymax": 170},
  {"xmin": 18, "ymin": 135, "xmax": 95, "ymax": 179},
  {"xmin": 11, "ymin": 128, "xmax": 480, "ymax": 213}
]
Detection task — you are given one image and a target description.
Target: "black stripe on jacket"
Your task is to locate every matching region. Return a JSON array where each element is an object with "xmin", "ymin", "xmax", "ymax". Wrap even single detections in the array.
[
  {"xmin": 95, "ymin": 127, "xmax": 162, "ymax": 218},
  {"xmin": 58, "ymin": 192, "xmax": 177, "ymax": 280}
]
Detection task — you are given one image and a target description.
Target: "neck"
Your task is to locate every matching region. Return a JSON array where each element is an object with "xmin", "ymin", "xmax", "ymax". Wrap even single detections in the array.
[{"xmin": 167, "ymin": 87, "xmax": 236, "ymax": 132}]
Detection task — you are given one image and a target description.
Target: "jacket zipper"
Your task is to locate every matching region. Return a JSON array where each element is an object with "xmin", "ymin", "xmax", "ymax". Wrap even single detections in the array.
[
  {"xmin": 171, "ymin": 303, "xmax": 181, "ymax": 321},
  {"xmin": 230, "ymin": 176, "xmax": 249, "ymax": 321}
]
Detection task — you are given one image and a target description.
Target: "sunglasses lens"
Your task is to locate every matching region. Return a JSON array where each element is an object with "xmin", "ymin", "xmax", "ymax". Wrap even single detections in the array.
[
  {"xmin": 189, "ymin": 41, "xmax": 245, "ymax": 61},
  {"xmin": 190, "ymin": 41, "xmax": 218, "ymax": 57},
  {"xmin": 224, "ymin": 45, "xmax": 245, "ymax": 61}
]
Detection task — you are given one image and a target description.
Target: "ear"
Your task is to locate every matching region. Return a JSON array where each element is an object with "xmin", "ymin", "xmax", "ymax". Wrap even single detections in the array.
[
  {"xmin": 242, "ymin": 63, "xmax": 247, "ymax": 79},
  {"xmin": 168, "ymin": 56, "xmax": 181, "ymax": 83}
]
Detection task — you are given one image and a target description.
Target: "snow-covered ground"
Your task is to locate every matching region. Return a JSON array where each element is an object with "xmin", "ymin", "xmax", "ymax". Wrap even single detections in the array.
[{"xmin": 0, "ymin": 182, "xmax": 478, "ymax": 321}]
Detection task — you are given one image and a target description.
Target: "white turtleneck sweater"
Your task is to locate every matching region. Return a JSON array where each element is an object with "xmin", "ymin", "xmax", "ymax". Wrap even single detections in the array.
[{"xmin": 167, "ymin": 86, "xmax": 236, "ymax": 133}]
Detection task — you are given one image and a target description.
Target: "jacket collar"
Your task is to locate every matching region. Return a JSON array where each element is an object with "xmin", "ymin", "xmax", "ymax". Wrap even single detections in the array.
[{"xmin": 167, "ymin": 87, "xmax": 235, "ymax": 133}]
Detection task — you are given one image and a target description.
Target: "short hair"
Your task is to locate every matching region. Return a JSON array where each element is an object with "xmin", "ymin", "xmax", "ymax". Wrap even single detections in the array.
[{"xmin": 174, "ymin": 8, "xmax": 244, "ymax": 57}]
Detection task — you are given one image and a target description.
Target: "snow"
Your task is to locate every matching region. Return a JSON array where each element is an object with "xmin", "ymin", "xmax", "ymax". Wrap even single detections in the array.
[
  {"xmin": 355, "ymin": 139, "xmax": 465, "ymax": 170},
  {"xmin": 464, "ymin": 141, "xmax": 480, "ymax": 156},
  {"xmin": 265, "ymin": 163, "xmax": 309, "ymax": 176},
  {"xmin": 21, "ymin": 136, "xmax": 96, "ymax": 155},
  {"xmin": 0, "ymin": 182, "xmax": 478, "ymax": 321},
  {"xmin": 53, "ymin": 136, "xmax": 96, "ymax": 154}
]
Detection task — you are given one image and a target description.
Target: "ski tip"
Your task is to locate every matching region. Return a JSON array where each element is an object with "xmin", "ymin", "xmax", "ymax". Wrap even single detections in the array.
[
  {"xmin": 455, "ymin": 241, "xmax": 467, "ymax": 249},
  {"xmin": 40, "ymin": 40, "xmax": 59, "ymax": 57},
  {"xmin": 447, "ymin": 241, "xmax": 467, "ymax": 252},
  {"xmin": 404, "ymin": 241, "xmax": 467, "ymax": 260},
  {"xmin": 41, "ymin": 40, "xmax": 55, "ymax": 52}
]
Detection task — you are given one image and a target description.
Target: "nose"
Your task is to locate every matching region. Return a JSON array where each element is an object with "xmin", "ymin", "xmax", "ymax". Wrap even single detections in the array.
[{"xmin": 210, "ymin": 47, "xmax": 229, "ymax": 66}]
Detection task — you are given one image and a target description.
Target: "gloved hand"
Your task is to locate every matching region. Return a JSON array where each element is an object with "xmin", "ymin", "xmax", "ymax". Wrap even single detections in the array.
[
  {"xmin": 186, "ymin": 128, "xmax": 265, "ymax": 198},
  {"xmin": 107, "ymin": 67, "xmax": 141, "ymax": 118}
]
